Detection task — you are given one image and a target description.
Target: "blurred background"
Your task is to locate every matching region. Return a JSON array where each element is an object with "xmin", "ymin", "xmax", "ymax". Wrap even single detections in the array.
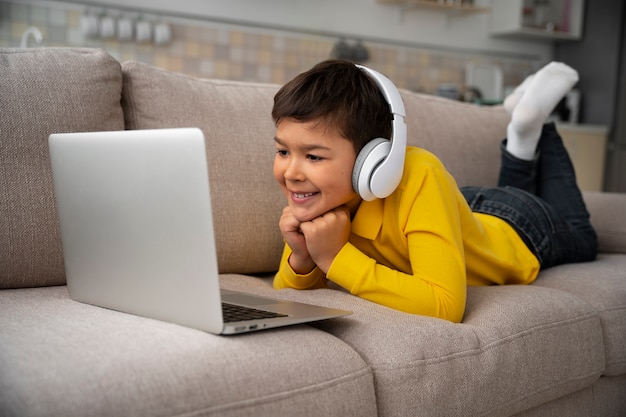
[{"xmin": 2, "ymin": 0, "xmax": 624, "ymax": 192}]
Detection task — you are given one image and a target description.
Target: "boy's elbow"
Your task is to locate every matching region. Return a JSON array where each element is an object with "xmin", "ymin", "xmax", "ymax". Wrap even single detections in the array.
[
  {"xmin": 398, "ymin": 295, "xmax": 465, "ymax": 323},
  {"xmin": 445, "ymin": 289, "xmax": 466, "ymax": 323},
  {"xmin": 430, "ymin": 288, "xmax": 466, "ymax": 323},
  {"xmin": 273, "ymin": 273, "xmax": 288, "ymax": 289},
  {"xmin": 444, "ymin": 304, "xmax": 465, "ymax": 323}
]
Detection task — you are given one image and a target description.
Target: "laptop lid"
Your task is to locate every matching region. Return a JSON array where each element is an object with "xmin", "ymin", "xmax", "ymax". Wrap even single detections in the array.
[{"xmin": 49, "ymin": 128, "xmax": 350, "ymax": 334}]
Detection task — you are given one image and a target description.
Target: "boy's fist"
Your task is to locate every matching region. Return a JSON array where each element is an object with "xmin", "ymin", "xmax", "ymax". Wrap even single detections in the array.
[{"xmin": 300, "ymin": 206, "xmax": 351, "ymax": 273}]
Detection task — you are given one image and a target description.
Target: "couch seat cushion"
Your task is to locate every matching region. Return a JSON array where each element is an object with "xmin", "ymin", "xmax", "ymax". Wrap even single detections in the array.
[
  {"xmin": 532, "ymin": 254, "xmax": 626, "ymax": 376},
  {"xmin": 0, "ymin": 286, "xmax": 376, "ymax": 417},
  {"xmin": 0, "ymin": 48, "xmax": 125, "ymax": 289},
  {"xmin": 220, "ymin": 274, "xmax": 605, "ymax": 417}
]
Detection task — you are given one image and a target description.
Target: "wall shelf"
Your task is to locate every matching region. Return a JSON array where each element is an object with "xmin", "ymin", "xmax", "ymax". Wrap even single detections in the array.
[
  {"xmin": 489, "ymin": 0, "xmax": 584, "ymax": 41},
  {"xmin": 378, "ymin": 0, "xmax": 489, "ymax": 15},
  {"xmin": 557, "ymin": 123, "xmax": 608, "ymax": 191}
]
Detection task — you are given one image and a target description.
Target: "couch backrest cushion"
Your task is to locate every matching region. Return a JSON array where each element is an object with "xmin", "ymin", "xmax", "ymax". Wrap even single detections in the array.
[
  {"xmin": 400, "ymin": 90, "xmax": 510, "ymax": 187},
  {"xmin": 0, "ymin": 48, "xmax": 125, "ymax": 289},
  {"xmin": 122, "ymin": 61, "xmax": 285, "ymax": 275},
  {"xmin": 121, "ymin": 62, "xmax": 513, "ymax": 274}
]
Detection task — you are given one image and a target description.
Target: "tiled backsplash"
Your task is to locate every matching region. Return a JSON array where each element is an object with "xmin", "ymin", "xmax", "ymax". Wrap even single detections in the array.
[{"xmin": 1, "ymin": 1, "xmax": 537, "ymax": 95}]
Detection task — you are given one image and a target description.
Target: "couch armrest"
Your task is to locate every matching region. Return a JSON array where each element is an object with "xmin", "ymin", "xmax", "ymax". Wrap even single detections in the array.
[{"xmin": 584, "ymin": 191, "xmax": 626, "ymax": 253}]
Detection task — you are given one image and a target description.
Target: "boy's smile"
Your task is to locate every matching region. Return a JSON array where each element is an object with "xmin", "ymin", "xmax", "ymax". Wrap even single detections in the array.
[{"xmin": 273, "ymin": 118, "xmax": 361, "ymax": 222}]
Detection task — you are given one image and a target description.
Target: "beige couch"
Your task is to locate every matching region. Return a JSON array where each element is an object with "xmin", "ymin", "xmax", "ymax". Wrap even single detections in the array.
[{"xmin": 2, "ymin": 47, "xmax": 625, "ymax": 417}]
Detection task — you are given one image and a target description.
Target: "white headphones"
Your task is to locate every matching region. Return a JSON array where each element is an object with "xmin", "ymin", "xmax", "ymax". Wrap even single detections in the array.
[{"xmin": 352, "ymin": 65, "xmax": 407, "ymax": 201}]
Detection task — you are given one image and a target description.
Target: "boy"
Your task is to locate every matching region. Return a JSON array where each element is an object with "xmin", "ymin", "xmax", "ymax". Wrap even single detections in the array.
[{"xmin": 272, "ymin": 60, "xmax": 597, "ymax": 323}]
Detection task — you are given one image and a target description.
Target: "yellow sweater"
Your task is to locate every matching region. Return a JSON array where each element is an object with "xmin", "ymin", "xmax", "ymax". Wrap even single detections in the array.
[{"xmin": 274, "ymin": 147, "xmax": 540, "ymax": 322}]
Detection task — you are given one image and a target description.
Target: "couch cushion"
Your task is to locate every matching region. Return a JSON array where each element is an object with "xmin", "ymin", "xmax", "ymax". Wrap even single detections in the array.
[
  {"xmin": 514, "ymin": 374, "xmax": 626, "ymax": 417},
  {"xmin": 0, "ymin": 48, "xmax": 125, "ymax": 289},
  {"xmin": 400, "ymin": 91, "xmax": 510, "ymax": 187},
  {"xmin": 220, "ymin": 274, "xmax": 605, "ymax": 417},
  {"xmin": 583, "ymin": 191, "xmax": 626, "ymax": 253},
  {"xmin": 121, "ymin": 61, "xmax": 285, "ymax": 275},
  {"xmin": 120, "ymin": 63, "xmax": 515, "ymax": 275},
  {"xmin": 532, "ymin": 254, "xmax": 626, "ymax": 377},
  {"xmin": 400, "ymin": 93, "xmax": 626, "ymax": 254},
  {"xmin": 0, "ymin": 286, "xmax": 376, "ymax": 417}
]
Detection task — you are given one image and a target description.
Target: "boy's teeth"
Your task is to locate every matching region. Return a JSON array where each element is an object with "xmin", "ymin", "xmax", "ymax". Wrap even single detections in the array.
[{"xmin": 295, "ymin": 192, "xmax": 314, "ymax": 198}]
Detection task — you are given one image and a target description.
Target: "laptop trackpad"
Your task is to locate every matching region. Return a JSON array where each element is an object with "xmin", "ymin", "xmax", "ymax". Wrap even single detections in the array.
[{"xmin": 221, "ymin": 293, "xmax": 277, "ymax": 307}]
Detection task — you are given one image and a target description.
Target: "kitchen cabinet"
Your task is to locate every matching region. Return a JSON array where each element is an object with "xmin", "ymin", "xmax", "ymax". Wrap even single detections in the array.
[
  {"xmin": 490, "ymin": 0, "xmax": 584, "ymax": 40},
  {"xmin": 558, "ymin": 123, "xmax": 608, "ymax": 191}
]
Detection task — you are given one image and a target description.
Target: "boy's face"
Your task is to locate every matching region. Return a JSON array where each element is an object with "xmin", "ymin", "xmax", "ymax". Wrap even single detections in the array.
[{"xmin": 273, "ymin": 118, "xmax": 361, "ymax": 222}]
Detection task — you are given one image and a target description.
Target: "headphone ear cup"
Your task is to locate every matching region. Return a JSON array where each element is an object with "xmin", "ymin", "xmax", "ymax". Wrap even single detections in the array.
[{"xmin": 352, "ymin": 138, "xmax": 391, "ymax": 201}]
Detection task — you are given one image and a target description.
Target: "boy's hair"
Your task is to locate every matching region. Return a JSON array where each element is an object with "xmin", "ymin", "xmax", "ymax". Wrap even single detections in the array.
[{"xmin": 272, "ymin": 60, "xmax": 393, "ymax": 154}]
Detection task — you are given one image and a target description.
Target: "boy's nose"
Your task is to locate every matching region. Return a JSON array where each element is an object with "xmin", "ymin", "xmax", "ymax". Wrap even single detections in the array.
[{"xmin": 284, "ymin": 160, "xmax": 305, "ymax": 182}]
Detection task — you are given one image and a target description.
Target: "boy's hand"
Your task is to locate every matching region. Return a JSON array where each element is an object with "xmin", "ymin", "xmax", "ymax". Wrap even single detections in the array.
[
  {"xmin": 278, "ymin": 206, "xmax": 316, "ymax": 274},
  {"xmin": 299, "ymin": 206, "xmax": 351, "ymax": 274}
]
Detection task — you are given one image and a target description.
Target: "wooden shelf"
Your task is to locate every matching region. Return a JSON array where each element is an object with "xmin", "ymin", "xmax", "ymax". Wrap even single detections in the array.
[
  {"xmin": 489, "ymin": 0, "xmax": 584, "ymax": 41},
  {"xmin": 378, "ymin": 0, "xmax": 489, "ymax": 14},
  {"xmin": 495, "ymin": 27, "xmax": 579, "ymax": 40}
]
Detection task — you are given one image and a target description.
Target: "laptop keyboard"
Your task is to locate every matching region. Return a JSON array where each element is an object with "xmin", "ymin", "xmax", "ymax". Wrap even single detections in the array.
[{"xmin": 221, "ymin": 302, "xmax": 288, "ymax": 323}]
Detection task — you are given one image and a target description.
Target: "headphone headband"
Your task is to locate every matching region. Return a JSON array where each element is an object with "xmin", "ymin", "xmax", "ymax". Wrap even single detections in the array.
[
  {"xmin": 352, "ymin": 65, "xmax": 407, "ymax": 201},
  {"xmin": 355, "ymin": 65, "xmax": 406, "ymax": 118}
]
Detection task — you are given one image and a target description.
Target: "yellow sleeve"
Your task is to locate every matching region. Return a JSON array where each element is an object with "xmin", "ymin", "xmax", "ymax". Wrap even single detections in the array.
[
  {"xmin": 327, "ymin": 150, "xmax": 467, "ymax": 323},
  {"xmin": 273, "ymin": 244, "xmax": 327, "ymax": 290}
]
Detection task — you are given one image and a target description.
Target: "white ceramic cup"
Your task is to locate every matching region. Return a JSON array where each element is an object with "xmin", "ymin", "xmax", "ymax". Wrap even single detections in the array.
[
  {"xmin": 135, "ymin": 20, "xmax": 152, "ymax": 43},
  {"xmin": 117, "ymin": 17, "xmax": 133, "ymax": 41},
  {"xmin": 154, "ymin": 22, "xmax": 172, "ymax": 45},
  {"xmin": 80, "ymin": 14, "xmax": 100, "ymax": 38},
  {"xmin": 99, "ymin": 16, "xmax": 116, "ymax": 39}
]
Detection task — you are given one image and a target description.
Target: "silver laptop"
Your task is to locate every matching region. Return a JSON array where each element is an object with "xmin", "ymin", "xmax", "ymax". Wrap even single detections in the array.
[{"xmin": 49, "ymin": 127, "xmax": 350, "ymax": 335}]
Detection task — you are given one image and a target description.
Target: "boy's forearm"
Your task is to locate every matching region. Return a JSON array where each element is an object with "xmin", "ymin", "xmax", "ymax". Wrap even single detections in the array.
[{"xmin": 327, "ymin": 243, "xmax": 466, "ymax": 323}]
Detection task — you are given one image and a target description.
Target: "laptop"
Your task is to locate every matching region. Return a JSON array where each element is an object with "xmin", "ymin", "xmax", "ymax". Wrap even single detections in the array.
[{"xmin": 48, "ymin": 127, "xmax": 351, "ymax": 335}]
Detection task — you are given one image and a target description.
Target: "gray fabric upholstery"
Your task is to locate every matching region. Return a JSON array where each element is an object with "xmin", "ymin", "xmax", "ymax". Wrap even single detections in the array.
[
  {"xmin": 582, "ymin": 191, "xmax": 626, "ymax": 253},
  {"xmin": 400, "ymin": 90, "xmax": 509, "ymax": 187},
  {"xmin": 219, "ymin": 273, "xmax": 608, "ymax": 416},
  {"xmin": 122, "ymin": 61, "xmax": 284, "ymax": 275},
  {"xmin": 513, "ymin": 374, "xmax": 626, "ymax": 417},
  {"xmin": 0, "ymin": 286, "xmax": 376, "ymax": 417},
  {"xmin": 533, "ymin": 254, "xmax": 626, "ymax": 376},
  {"xmin": 121, "ymin": 61, "xmax": 626, "ymax": 260},
  {"xmin": 0, "ymin": 48, "xmax": 125, "ymax": 289}
]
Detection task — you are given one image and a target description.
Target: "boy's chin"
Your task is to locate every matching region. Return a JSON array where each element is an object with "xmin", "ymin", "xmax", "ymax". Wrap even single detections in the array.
[
  {"xmin": 292, "ymin": 212, "xmax": 318, "ymax": 223},
  {"xmin": 290, "ymin": 207, "xmax": 324, "ymax": 223}
]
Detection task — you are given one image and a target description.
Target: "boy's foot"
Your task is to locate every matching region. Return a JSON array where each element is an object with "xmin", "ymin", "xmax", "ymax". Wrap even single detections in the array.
[
  {"xmin": 506, "ymin": 62, "xmax": 578, "ymax": 160},
  {"xmin": 503, "ymin": 74, "xmax": 534, "ymax": 114}
]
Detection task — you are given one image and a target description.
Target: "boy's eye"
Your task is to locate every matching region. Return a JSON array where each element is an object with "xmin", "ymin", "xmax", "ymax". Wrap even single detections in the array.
[
  {"xmin": 276, "ymin": 149, "xmax": 289, "ymax": 157},
  {"xmin": 307, "ymin": 154, "xmax": 323, "ymax": 161}
]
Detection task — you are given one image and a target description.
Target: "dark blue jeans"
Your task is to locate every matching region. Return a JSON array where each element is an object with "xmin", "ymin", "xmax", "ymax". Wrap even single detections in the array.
[{"xmin": 461, "ymin": 123, "xmax": 597, "ymax": 270}]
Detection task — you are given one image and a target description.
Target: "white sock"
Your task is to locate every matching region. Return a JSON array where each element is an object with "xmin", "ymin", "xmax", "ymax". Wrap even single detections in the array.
[
  {"xmin": 506, "ymin": 62, "xmax": 578, "ymax": 160},
  {"xmin": 503, "ymin": 74, "xmax": 534, "ymax": 114}
]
